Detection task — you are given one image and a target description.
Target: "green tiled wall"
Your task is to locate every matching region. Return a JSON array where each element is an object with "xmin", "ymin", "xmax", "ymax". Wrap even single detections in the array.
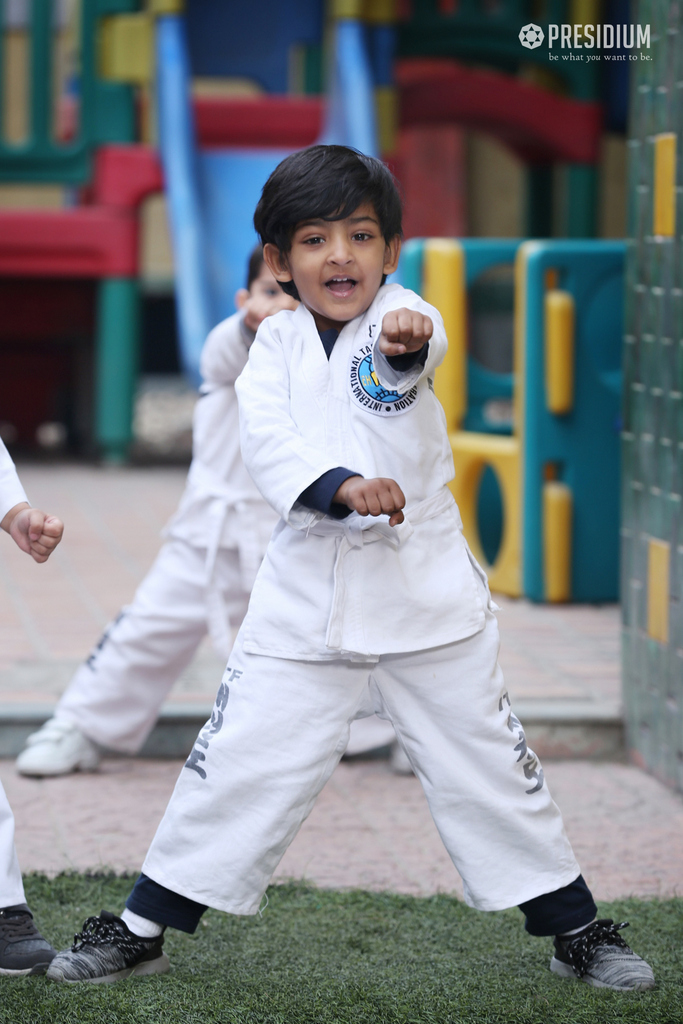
[{"xmin": 622, "ymin": 1, "xmax": 683, "ymax": 791}]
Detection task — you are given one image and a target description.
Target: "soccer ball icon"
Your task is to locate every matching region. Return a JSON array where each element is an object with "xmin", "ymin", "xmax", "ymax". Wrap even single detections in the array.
[{"xmin": 519, "ymin": 23, "xmax": 544, "ymax": 49}]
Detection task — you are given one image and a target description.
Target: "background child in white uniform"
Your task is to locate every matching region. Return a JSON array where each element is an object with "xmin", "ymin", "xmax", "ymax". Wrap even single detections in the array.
[
  {"xmin": 0, "ymin": 439, "xmax": 63, "ymax": 974},
  {"xmin": 16, "ymin": 250, "xmax": 297, "ymax": 776},
  {"xmin": 46, "ymin": 147, "xmax": 654, "ymax": 993}
]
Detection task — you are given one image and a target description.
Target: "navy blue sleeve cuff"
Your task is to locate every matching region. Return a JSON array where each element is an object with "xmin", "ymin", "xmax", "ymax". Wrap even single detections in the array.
[
  {"xmin": 298, "ymin": 467, "xmax": 360, "ymax": 519},
  {"xmin": 386, "ymin": 341, "xmax": 429, "ymax": 372}
]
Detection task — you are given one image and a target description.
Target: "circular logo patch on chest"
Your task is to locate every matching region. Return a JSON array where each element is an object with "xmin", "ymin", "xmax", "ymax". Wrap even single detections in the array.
[{"xmin": 349, "ymin": 343, "xmax": 419, "ymax": 417}]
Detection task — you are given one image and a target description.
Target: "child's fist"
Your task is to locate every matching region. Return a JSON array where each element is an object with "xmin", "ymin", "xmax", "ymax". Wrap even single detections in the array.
[
  {"xmin": 379, "ymin": 308, "xmax": 433, "ymax": 358},
  {"xmin": 333, "ymin": 476, "xmax": 406, "ymax": 527},
  {"xmin": 8, "ymin": 506, "xmax": 64, "ymax": 563}
]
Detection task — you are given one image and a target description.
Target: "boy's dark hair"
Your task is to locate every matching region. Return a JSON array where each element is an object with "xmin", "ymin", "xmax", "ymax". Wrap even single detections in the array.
[
  {"xmin": 253, "ymin": 145, "xmax": 402, "ymax": 299},
  {"xmin": 246, "ymin": 244, "xmax": 264, "ymax": 289}
]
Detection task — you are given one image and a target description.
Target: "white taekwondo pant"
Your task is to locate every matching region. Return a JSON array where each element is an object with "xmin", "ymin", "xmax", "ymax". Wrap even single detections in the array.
[
  {"xmin": 0, "ymin": 784, "xmax": 26, "ymax": 909},
  {"xmin": 55, "ymin": 539, "xmax": 251, "ymax": 753},
  {"xmin": 142, "ymin": 574, "xmax": 580, "ymax": 916}
]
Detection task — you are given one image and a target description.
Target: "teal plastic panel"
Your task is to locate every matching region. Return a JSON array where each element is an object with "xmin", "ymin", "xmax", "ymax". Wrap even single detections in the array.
[{"xmin": 520, "ymin": 241, "xmax": 626, "ymax": 603}]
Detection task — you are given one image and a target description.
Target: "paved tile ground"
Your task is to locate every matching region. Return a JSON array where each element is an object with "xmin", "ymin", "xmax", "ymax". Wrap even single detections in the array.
[
  {"xmin": 2, "ymin": 756, "xmax": 682, "ymax": 901},
  {"xmin": 0, "ymin": 463, "xmax": 621, "ymax": 710},
  {"xmin": 0, "ymin": 462, "xmax": 679, "ymax": 899}
]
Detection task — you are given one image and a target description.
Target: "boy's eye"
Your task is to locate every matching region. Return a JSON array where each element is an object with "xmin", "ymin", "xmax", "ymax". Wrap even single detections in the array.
[
  {"xmin": 352, "ymin": 232, "xmax": 372, "ymax": 241},
  {"xmin": 302, "ymin": 236, "xmax": 325, "ymax": 245}
]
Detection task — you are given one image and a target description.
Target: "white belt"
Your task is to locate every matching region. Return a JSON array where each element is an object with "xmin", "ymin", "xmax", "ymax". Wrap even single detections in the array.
[
  {"xmin": 308, "ymin": 486, "xmax": 458, "ymax": 652},
  {"xmin": 186, "ymin": 461, "xmax": 265, "ymax": 658}
]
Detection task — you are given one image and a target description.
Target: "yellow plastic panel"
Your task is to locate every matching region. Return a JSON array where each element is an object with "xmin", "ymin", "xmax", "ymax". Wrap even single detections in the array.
[
  {"xmin": 424, "ymin": 239, "xmax": 466, "ymax": 432},
  {"xmin": 449, "ymin": 431, "xmax": 521, "ymax": 596},
  {"xmin": 545, "ymin": 289, "xmax": 575, "ymax": 415},
  {"xmin": 543, "ymin": 482, "xmax": 572, "ymax": 602},
  {"xmin": 99, "ymin": 14, "xmax": 153, "ymax": 84},
  {"xmin": 647, "ymin": 538, "xmax": 670, "ymax": 643},
  {"xmin": 149, "ymin": 0, "xmax": 184, "ymax": 12},
  {"xmin": 653, "ymin": 133, "xmax": 676, "ymax": 237},
  {"xmin": 331, "ymin": 0, "xmax": 364, "ymax": 18}
]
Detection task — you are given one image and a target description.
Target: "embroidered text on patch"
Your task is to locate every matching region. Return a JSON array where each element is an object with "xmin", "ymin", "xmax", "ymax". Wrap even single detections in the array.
[{"xmin": 349, "ymin": 343, "xmax": 419, "ymax": 417}]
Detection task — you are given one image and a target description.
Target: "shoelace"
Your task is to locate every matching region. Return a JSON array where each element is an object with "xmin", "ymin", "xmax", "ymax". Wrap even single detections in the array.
[
  {"xmin": 0, "ymin": 911, "xmax": 37, "ymax": 940},
  {"xmin": 563, "ymin": 919, "xmax": 630, "ymax": 977},
  {"xmin": 72, "ymin": 916, "xmax": 141, "ymax": 956}
]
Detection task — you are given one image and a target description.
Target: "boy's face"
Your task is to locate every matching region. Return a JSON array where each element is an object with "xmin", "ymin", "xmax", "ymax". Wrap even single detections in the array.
[
  {"xmin": 235, "ymin": 263, "xmax": 298, "ymax": 333},
  {"xmin": 263, "ymin": 203, "xmax": 401, "ymax": 332}
]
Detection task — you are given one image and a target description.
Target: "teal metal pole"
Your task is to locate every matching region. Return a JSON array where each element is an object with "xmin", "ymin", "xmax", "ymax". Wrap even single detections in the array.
[
  {"xmin": 95, "ymin": 277, "xmax": 140, "ymax": 463},
  {"xmin": 565, "ymin": 164, "xmax": 598, "ymax": 238}
]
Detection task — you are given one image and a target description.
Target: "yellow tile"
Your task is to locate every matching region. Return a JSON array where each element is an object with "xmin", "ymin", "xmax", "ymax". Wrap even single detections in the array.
[
  {"xmin": 653, "ymin": 133, "xmax": 676, "ymax": 237},
  {"xmin": 647, "ymin": 538, "xmax": 670, "ymax": 643}
]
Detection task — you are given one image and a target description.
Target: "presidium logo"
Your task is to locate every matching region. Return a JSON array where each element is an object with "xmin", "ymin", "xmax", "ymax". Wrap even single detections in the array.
[
  {"xmin": 518, "ymin": 21, "xmax": 651, "ymax": 50},
  {"xmin": 519, "ymin": 23, "xmax": 544, "ymax": 49}
]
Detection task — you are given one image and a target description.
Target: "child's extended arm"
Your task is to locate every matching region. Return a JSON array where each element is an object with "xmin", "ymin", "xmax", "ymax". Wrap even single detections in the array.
[
  {"xmin": 1, "ymin": 503, "xmax": 64, "ymax": 563},
  {"xmin": 378, "ymin": 308, "xmax": 433, "ymax": 358}
]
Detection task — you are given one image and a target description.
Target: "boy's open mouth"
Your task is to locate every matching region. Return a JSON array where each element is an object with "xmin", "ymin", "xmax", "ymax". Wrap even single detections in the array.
[{"xmin": 325, "ymin": 277, "xmax": 357, "ymax": 296}]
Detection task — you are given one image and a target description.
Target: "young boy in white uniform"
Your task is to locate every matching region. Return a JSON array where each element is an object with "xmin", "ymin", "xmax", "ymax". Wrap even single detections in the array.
[
  {"xmin": 0, "ymin": 439, "xmax": 63, "ymax": 973},
  {"xmin": 46, "ymin": 146, "xmax": 654, "ymax": 992},
  {"xmin": 15, "ymin": 251, "xmax": 297, "ymax": 775}
]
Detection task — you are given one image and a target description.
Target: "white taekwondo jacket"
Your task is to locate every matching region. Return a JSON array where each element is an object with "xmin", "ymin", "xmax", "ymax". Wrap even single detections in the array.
[
  {"xmin": 235, "ymin": 283, "xmax": 489, "ymax": 662},
  {"xmin": 163, "ymin": 310, "xmax": 278, "ymax": 590},
  {"xmin": 0, "ymin": 440, "xmax": 28, "ymax": 524}
]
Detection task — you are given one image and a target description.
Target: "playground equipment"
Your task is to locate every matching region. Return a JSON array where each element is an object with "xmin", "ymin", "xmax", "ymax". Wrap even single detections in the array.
[
  {"xmin": 621, "ymin": 1, "xmax": 683, "ymax": 792},
  {"xmin": 395, "ymin": 0, "xmax": 605, "ymax": 238},
  {"xmin": 0, "ymin": 0, "xmax": 162, "ymax": 461},
  {"xmin": 155, "ymin": 1, "xmax": 385, "ymax": 384},
  {"xmin": 403, "ymin": 237, "xmax": 625, "ymax": 602}
]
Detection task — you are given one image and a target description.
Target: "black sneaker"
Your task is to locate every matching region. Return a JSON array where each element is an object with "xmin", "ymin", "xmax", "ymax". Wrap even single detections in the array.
[
  {"xmin": 550, "ymin": 918, "xmax": 655, "ymax": 991},
  {"xmin": 0, "ymin": 904, "xmax": 56, "ymax": 976},
  {"xmin": 46, "ymin": 911, "xmax": 170, "ymax": 984}
]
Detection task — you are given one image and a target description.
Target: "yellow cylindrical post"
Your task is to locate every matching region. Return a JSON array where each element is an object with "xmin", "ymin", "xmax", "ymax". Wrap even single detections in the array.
[
  {"xmin": 424, "ymin": 239, "xmax": 466, "ymax": 432},
  {"xmin": 375, "ymin": 85, "xmax": 397, "ymax": 155},
  {"xmin": 543, "ymin": 481, "xmax": 572, "ymax": 602},
  {"xmin": 545, "ymin": 289, "xmax": 575, "ymax": 415},
  {"xmin": 653, "ymin": 133, "xmax": 677, "ymax": 238}
]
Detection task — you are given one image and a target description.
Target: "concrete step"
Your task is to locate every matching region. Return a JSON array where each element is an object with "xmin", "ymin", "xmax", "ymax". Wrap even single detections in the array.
[
  {"xmin": 515, "ymin": 700, "xmax": 624, "ymax": 761},
  {"xmin": 0, "ymin": 699, "xmax": 624, "ymax": 762}
]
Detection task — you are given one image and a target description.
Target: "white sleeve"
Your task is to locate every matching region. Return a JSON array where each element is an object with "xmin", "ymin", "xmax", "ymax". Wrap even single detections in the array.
[
  {"xmin": 199, "ymin": 311, "xmax": 255, "ymax": 389},
  {"xmin": 236, "ymin": 318, "xmax": 341, "ymax": 526},
  {"xmin": 371, "ymin": 288, "xmax": 448, "ymax": 393},
  {"xmin": 0, "ymin": 439, "xmax": 28, "ymax": 523}
]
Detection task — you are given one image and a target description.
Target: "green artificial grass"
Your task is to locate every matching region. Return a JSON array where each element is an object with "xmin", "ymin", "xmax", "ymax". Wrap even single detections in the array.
[{"xmin": 1, "ymin": 874, "xmax": 681, "ymax": 1024}]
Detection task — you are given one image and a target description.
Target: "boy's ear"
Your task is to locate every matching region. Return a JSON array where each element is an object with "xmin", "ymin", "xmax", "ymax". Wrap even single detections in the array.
[
  {"xmin": 383, "ymin": 236, "xmax": 401, "ymax": 277},
  {"xmin": 263, "ymin": 243, "xmax": 293, "ymax": 284},
  {"xmin": 234, "ymin": 288, "xmax": 249, "ymax": 310}
]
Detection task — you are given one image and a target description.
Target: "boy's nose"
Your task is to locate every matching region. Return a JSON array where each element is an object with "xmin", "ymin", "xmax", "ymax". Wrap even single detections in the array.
[{"xmin": 328, "ymin": 242, "xmax": 353, "ymax": 264}]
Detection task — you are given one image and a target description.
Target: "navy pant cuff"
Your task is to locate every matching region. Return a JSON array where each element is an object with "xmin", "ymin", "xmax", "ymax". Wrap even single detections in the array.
[
  {"xmin": 519, "ymin": 874, "xmax": 597, "ymax": 937},
  {"xmin": 126, "ymin": 872, "xmax": 207, "ymax": 934}
]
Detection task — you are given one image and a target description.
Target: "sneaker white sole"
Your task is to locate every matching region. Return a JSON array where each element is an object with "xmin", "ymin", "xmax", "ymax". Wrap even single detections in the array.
[
  {"xmin": 16, "ymin": 750, "xmax": 101, "ymax": 777},
  {"xmin": 0, "ymin": 962, "xmax": 53, "ymax": 976},
  {"xmin": 550, "ymin": 956, "xmax": 655, "ymax": 991},
  {"xmin": 48, "ymin": 952, "xmax": 171, "ymax": 984}
]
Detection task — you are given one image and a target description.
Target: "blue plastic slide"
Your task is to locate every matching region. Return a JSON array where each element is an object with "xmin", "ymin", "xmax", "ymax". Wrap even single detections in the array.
[{"xmin": 155, "ymin": 13, "xmax": 379, "ymax": 385}]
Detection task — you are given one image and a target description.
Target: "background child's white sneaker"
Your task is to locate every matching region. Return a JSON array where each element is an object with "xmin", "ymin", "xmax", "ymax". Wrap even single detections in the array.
[{"xmin": 16, "ymin": 718, "xmax": 100, "ymax": 777}]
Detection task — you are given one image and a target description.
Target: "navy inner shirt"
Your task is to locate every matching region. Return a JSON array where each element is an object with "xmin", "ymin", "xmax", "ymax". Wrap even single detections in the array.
[{"xmin": 297, "ymin": 325, "xmax": 428, "ymax": 518}]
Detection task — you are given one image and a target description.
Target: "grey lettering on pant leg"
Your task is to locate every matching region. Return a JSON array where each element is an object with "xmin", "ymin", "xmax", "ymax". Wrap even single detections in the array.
[
  {"xmin": 499, "ymin": 692, "xmax": 545, "ymax": 795},
  {"xmin": 85, "ymin": 611, "xmax": 126, "ymax": 671},
  {"xmin": 184, "ymin": 676, "xmax": 233, "ymax": 779}
]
